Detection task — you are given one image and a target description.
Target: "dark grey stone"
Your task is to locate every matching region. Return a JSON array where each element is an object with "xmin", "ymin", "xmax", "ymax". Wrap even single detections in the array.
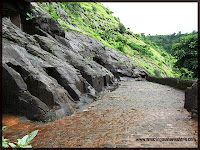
[
  {"xmin": 2, "ymin": 2, "xmax": 148, "ymax": 122},
  {"xmin": 185, "ymin": 82, "xmax": 198, "ymax": 118}
]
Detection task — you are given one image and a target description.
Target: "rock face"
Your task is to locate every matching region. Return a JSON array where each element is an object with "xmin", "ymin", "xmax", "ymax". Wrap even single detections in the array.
[
  {"xmin": 184, "ymin": 82, "xmax": 198, "ymax": 118},
  {"xmin": 2, "ymin": 3, "xmax": 147, "ymax": 121}
]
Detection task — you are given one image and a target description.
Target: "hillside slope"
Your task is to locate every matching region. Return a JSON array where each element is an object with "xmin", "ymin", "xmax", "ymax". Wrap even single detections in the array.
[
  {"xmin": 146, "ymin": 31, "xmax": 197, "ymax": 53},
  {"xmin": 33, "ymin": 2, "xmax": 176, "ymax": 77},
  {"xmin": 3, "ymin": 2, "xmax": 182, "ymax": 122},
  {"xmin": 3, "ymin": 2, "xmax": 147, "ymax": 121}
]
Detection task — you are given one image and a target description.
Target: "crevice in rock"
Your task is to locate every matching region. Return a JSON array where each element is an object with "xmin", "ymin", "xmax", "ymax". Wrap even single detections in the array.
[
  {"xmin": 34, "ymin": 36, "xmax": 52, "ymax": 54},
  {"xmin": 6, "ymin": 62, "xmax": 55, "ymax": 108},
  {"xmin": 79, "ymin": 71, "xmax": 93, "ymax": 88},
  {"xmin": 140, "ymin": 74, "xmax": 146, "ymax": 78},
  {"xmin": 3, "ymin": 65, "xmax": 24, "ymax": 116},
  {"xmin": 92, "ymin": 56, "xmax": 113, "ymax": 87},
  {"xmin": 93, "ymin": 56, "xmax": 127, "ymax": 80},
  {"xmin": 78, "ymin": 70, "xmax": 104, "ymax": 92},
  {"xmin": 44, "ymin": 67, "xmax": 80, "ymax": 101},
  {"xmin": 103, "ymin": 76, "xmax": 107, "ymax": 86},
  {"xmin": 93, "ymin": 56, "xmax": 104, "ymax": 66}
]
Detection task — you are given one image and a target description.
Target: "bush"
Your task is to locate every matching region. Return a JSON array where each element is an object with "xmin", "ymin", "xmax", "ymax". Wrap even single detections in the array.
[
  {"xmin": 65, "ymin": 2, "xmax": 81, "ymax": 16},
  {"xmin": 134, "ymin": 34, "xmax": 141, "ymax": 39},
  {"xmin": 105, "ymin": 8, "xmax": 114, "ymax": 14},
  {"xmin": 127, "ymin": 42, "xmax": 141, "ymax": 51},
  {"xmin": 158, "ymin": 62, "xmax": 163, "ymax": 66},
  {"xmin": 118, "ymin": 23, "xmax": 126, "ymax": 34},
  {"xmin": 51, "ymin": 11, "xmax": 60, "ymax": 21},
  {"xmin": 92, "ymin": 5, "xmax": 97, "ymax": 12},
  {"xmin": 179, "ymin": 67, "xmax": 194, "ymax": 79},
  {"xmin": 115, "ymin": 35, "xmax": 127, "ymax": 44},
  {"xmin": 114, "ymin": 17, "xmax": 120, "ymax": 22},
  {"xmin": 116, "ymin": 42, "xmax": 125, "ymax": 52},
  {"xmin": 44, "ymin": 4, "xmax": 55, "ymax": 13},
  {"xmin": 127, "ymin": 42, "xmax": 153, "ymax": 56},
  {"xmin": 103, "ymin": 44, "xmax": 107, "ymax": 49},
  {"xmin": 89, "ymin": 23, "xmax": 96, "ymax": 29},
  {"xmin": 140, "ymin": 45, "xmax": 153, "ymax": 56}
]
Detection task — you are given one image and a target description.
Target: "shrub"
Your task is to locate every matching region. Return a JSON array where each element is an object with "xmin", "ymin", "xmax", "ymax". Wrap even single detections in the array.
[
  {"xmin": 115, "ymin": 35, "xmax": 127, "ymax": 44},
  {"xmin": 90, "ymin": 23, "xmax": 96, "ymax": 29},
  {"xmin": 127, "ymin": 42, "xmax": 140, "ymax": 51},
  {"xmin": 179, "ymin": 67, "xmax": 194, "ymax": 79},
  {"xmin": 118, "ymin": 23, "xmax": 126, "ymax": 34},
  {"xmin": 116, "ymin": 42, "xmax": 125, "ymax": 52},
  {"xmin": 114, "ymin": 17, "xmax": 120, "ymax": 22},
  {"xmin": 158, "ymin": 62, "xmax": 163, "ymax": 66},
  {"xmin": 44, "ymin": 5, "xmax": 55, "ymax": 13},
  {"xmin": 92, "ymin": 5, "xmax": 97, "ymax": 12},
  {"xmin": 134, "ymin": 33, "xmax": 141, "ymax": 39},
  {"xmin": 51, "ymin": 11, "xmax": 60, "ymax": 21},
  {"xmin": 103, "ymin": 44, "xmax": 107, "ymax": 49}
]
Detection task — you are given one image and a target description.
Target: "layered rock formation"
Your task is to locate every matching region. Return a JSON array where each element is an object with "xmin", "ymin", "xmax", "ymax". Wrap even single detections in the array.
[{"xmin": 2, "ymin": 3, "xmax": 147, "ymax": 121}]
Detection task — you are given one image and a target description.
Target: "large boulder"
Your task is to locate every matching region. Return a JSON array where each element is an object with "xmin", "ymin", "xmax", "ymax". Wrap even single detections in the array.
[{"xmin": 184, "ymin": 82, "xmax": 198, "ymax": 118}]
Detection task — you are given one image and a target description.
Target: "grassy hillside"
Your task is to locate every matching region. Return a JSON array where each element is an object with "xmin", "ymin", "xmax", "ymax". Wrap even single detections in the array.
[
  {"xmin": 146, "ymin": 31, "xmax": 197, "ymax": 53},
  {"xmin": 33, "ymin": 2, "xmax": 178, "ymax": 78}
]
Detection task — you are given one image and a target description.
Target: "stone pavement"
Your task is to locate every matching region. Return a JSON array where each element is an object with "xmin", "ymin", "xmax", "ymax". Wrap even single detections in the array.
[{"xmin": 2, "ymin": 81, "xmax": 198, "ymax": 148}]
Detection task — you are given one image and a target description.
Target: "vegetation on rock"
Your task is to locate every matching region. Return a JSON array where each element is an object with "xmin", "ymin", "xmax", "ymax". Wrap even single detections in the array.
[{"xmin": 34, "ymin": 2, "xmax": 197, "ymax": 79}]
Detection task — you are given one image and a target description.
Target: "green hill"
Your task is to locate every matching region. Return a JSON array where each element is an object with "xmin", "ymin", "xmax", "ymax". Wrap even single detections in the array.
[
  {"xmin": 146, "ymin": 31, "xmax": 197, "ymax": 54},
  {"xmin": 33, "ymin": 2, "xmax": 180, "ymax": 78}
]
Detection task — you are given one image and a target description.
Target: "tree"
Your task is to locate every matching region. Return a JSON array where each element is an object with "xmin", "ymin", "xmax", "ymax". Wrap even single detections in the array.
[{"xmin": 171, "ymin": 33, "xmax": 198, "ymax": 78}]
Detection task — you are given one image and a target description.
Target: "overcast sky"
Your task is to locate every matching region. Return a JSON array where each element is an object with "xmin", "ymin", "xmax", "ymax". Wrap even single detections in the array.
[{"xmin": 102, "ymin": 2, "xmax": 198, "ymax": 35}]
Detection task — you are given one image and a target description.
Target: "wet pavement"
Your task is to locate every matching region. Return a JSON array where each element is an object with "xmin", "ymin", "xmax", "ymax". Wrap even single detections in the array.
[{"xmin": 2, "ymin": 81, "xmax": 198, "ymax": 148}]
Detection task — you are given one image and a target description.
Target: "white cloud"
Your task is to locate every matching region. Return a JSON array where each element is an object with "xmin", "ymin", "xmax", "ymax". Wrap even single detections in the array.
[{"xmin": 102, "ymin": 2, "xmax": 197, "ymax": 35}]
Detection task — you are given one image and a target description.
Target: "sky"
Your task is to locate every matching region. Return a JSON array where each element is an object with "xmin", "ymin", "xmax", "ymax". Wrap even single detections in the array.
[{"xmin": 102, "ymin": 2, "xmax": 198, "ymax": 35}]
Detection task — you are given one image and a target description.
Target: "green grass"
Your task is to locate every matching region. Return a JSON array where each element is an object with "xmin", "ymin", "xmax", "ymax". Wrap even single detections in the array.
[{"xmin": 36, "ymin": 2, "xmax": 179, "ymax": 78}]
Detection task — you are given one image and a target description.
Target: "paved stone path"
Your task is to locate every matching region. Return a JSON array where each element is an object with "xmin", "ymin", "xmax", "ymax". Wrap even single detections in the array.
[{"xmin": 2, "ymin": 81, "xmax": 198, "ymax": 148}]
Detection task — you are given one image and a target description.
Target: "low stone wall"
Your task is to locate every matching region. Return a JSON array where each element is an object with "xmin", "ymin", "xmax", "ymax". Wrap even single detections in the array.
[
  {"xmin": 146, "ymin": 75, "xmax": 198, "ymax": 119},
  {"xmin": 146, "ymin": 75, "xmax": 196, "ymax": 90}
]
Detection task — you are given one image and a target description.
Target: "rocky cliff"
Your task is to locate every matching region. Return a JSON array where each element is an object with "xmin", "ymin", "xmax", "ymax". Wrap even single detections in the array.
[{"xmin": 2, "ymin": 3, "xmax": 147, "ymax": 122}]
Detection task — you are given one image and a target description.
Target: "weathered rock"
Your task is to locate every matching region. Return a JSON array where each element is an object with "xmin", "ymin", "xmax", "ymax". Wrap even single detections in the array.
[
  {"xmin": 2, "ymin": 17, "xmax": 113, "ymax": 121},
  {"xmin": 184, "ymin": 82, "xmax": 198, "ymax": 118},
  {"xmin": 3, "ymin": 63, "xmax": 55, "ymax": 121},
  {"xmin": 33, "ymin": 34, "xmax": 114, "ymax": 92},
  {"xmin": 2, "ymin": 40, "xmax": 77, "ymax": 121},
  {"xmin": 32, "ymin": 9, "xmax": 65, "ymax": 38},
  {"xmin": 2, "ymin": 2, "xmax": 147, "ymax": 122},
  {"xmin": 61, "ymin": 30, "xmax": 147, "ymax": 79}
]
